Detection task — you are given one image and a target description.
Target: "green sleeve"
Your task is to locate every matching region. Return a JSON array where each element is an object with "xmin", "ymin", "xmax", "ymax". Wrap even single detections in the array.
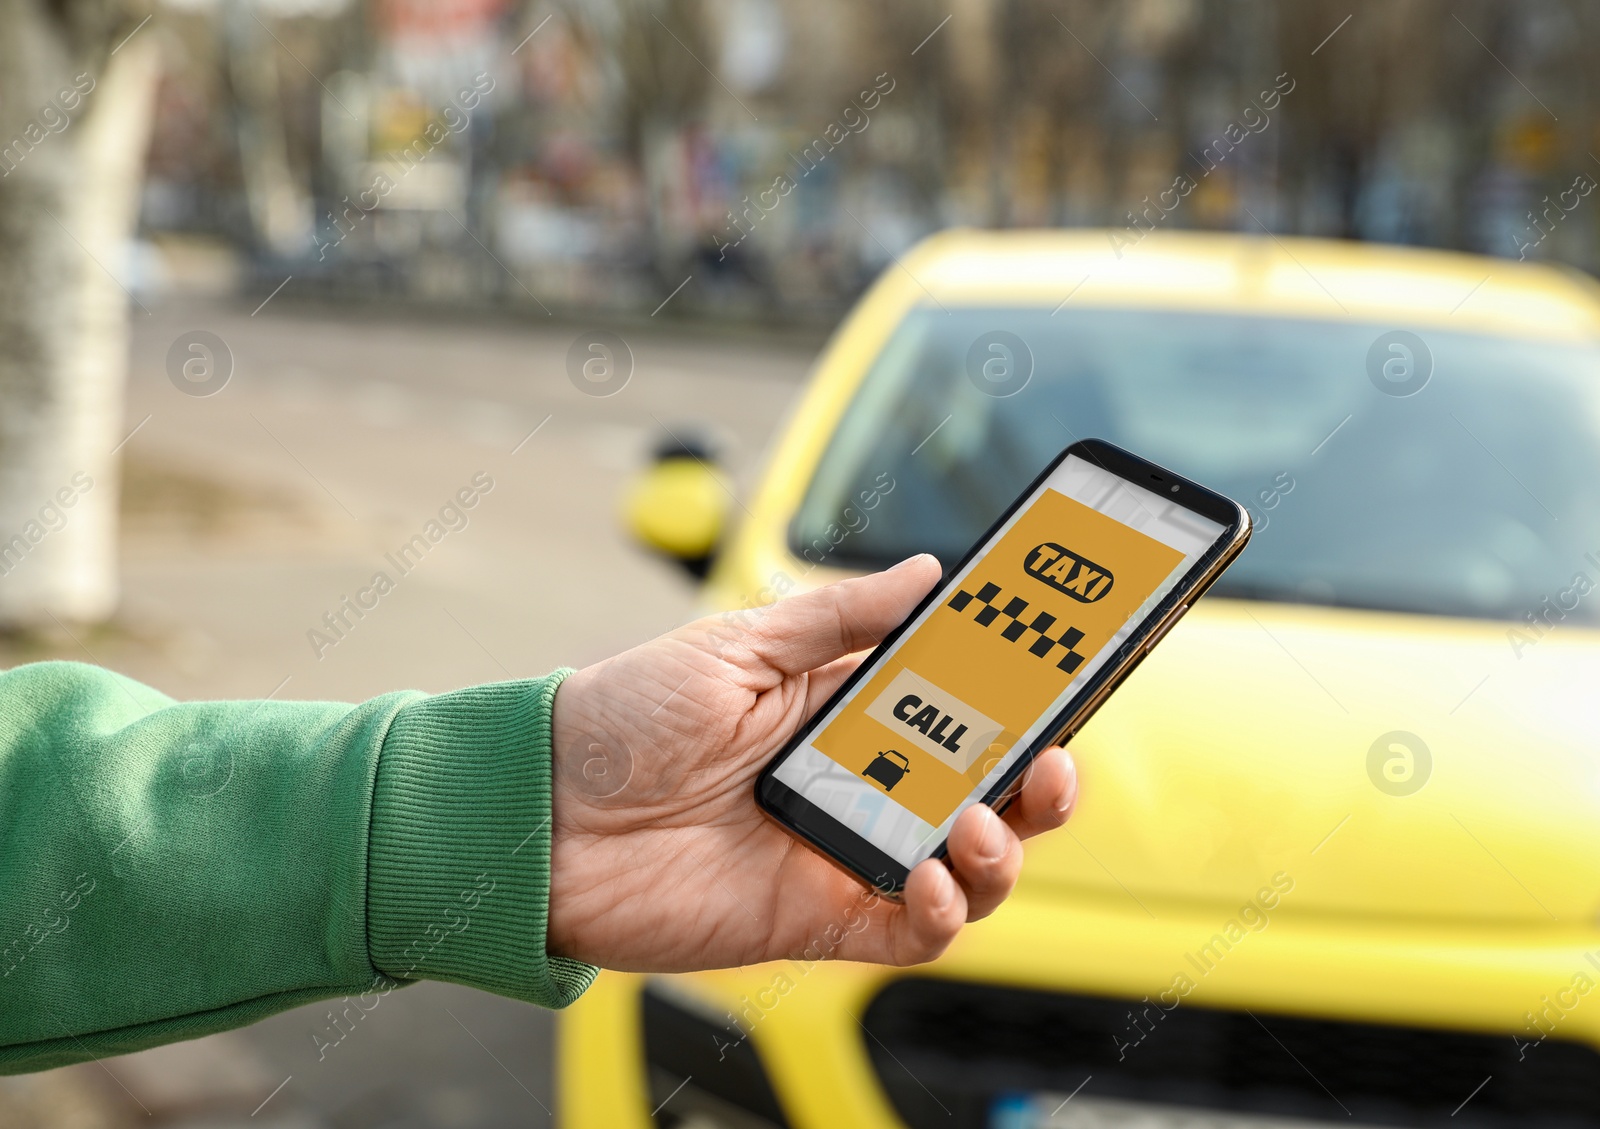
[{"xmin": 0, "ymin": 661, "xmax": 598, "ymax": 1074}]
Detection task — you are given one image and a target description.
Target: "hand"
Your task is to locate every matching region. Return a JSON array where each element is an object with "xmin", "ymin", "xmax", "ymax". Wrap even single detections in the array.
[{"xmin": 547, "ymin": 555, "xmax": 1079, "ymax": 973}]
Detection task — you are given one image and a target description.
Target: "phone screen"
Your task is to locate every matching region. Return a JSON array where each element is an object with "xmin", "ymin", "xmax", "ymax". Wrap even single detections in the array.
[{"xmin": 770, "ymin": 452, "xmax": 1228, "ymax": 868}]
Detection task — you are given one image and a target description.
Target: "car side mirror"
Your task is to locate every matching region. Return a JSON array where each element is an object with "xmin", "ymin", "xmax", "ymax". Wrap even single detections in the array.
[{"xmin": 623, "ymin": 438, "xmax": 729, "ymax": 580}]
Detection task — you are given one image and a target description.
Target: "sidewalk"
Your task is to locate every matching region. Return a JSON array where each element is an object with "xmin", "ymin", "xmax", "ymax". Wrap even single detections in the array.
[{"xmin": 0, "ymin": 299, "xmax": 813, "ymax": 1127}]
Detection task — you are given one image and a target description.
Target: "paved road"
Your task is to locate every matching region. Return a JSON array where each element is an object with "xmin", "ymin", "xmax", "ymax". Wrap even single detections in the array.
[{"xmin": 1, "ymin": 299, "xmax": 817, "ymax": 1128}]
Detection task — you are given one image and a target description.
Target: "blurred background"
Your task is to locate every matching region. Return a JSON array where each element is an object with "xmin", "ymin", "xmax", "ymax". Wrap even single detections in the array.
[{"xmin": 4, "ymin": 0, "xmax": 1600, "ymax": 1126}]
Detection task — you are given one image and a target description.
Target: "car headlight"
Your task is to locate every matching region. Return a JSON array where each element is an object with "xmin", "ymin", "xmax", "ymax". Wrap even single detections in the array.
[{"xmin": 641, "ymin": 981, "xmax": 792, "ymax": 1129}]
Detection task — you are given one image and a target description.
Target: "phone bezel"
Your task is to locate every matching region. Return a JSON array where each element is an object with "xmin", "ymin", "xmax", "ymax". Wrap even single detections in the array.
[{"xmin": 755, "ymin": 438, "xmax": 1252, "ymax": 896}]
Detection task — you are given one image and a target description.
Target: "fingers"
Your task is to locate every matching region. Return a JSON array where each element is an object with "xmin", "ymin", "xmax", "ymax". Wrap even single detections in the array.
[
  {"xmin": 885, "ymin": 857, "xmax": 967, "ymax": 963},
  {"xmin": 1001, "ymin": 747, "xmax": 1078, "ymax": 841},
  {"xmin": 807, "ymin": 748, "xmax": 1081, "ymax": 964},
  {"xmin": 743, "ymin": 555, "xmax": 942, "ymax": 676},
  {"xmin": 946, "ymin": 803, "xmax": 1024, "ymax": 921},
  {"xmin": 942, "ymin": 751, "xmax": 1076, "ymax": 922},
  {"xmin": 865, "ymin": 825, "xmax": 1018, "ymax": 962}
]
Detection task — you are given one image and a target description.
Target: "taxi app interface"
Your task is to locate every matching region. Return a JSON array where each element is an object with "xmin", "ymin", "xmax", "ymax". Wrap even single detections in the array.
[
  {"xmin": 809, "ymin": 482, "xmax": 1183, "ymax": 826},
  {"xmin": 773, "ymin": 454, "xmax": 1223, "ymax": 864}
]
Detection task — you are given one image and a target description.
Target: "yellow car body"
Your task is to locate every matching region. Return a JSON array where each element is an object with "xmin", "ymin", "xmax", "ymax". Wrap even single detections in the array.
[{"xmin": 563, "ymin": 230, "xmax": 1600, "ymax": 1128}]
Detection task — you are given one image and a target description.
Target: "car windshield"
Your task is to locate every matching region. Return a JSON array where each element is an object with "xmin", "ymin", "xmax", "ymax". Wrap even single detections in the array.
[{"xmin": 791, "ymin": 306, "xmax": 1600, "ymax": 622}]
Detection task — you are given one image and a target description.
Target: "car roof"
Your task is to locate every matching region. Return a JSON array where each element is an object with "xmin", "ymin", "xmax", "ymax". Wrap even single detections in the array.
[{"xmin": 902, "ymin": 229, "xmax": 1600, "ymax": 343}]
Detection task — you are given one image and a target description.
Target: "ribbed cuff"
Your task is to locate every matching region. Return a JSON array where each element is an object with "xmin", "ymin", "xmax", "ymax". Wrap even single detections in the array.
[{"xmin": 366, "ymin": 671, "xmax": 599, "ymax": 1008}]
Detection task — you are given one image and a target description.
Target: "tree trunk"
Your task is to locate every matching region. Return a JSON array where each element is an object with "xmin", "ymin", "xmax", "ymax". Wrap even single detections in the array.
[
  {"xmin": 0, "ymin": 1, "xmax": 160, "ymax": 629},
  {"xmin": 222, "ymin": 0, "xmax": 313, "ymax": 258}
]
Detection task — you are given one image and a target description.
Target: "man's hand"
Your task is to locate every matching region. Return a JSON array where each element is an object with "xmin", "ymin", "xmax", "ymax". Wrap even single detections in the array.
[{"xmin": 547, "ymin": 555, "xmax": 1079, "ymax": 973}]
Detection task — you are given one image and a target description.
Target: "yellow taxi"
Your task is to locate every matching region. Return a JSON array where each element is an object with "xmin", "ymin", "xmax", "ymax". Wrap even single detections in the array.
[{"xmin": 562, "ymin": 229, "xmax": 1600, "ymax": 1128}]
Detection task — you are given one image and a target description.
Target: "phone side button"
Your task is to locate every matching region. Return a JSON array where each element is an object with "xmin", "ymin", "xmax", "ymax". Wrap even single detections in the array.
[{"xmin": 1143, "ymin": 603, "xmax": 1189, "ymax": 653}]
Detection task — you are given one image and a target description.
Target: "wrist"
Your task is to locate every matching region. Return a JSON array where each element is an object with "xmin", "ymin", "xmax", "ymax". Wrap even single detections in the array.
[{"xmin": 549, "ymin": 660, "xmax": 638, "ymax": 812}]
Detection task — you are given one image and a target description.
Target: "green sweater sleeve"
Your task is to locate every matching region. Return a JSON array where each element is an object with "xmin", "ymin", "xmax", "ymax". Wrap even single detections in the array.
[{"xmin": 0, "ymin": 661, "xmax": 598, "ymax": 1074}]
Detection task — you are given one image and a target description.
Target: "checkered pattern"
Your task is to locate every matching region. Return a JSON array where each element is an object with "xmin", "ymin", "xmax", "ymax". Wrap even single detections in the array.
[{"xmin": 947, "ymin": 581, "xmax": 1086, "ymax": 673}]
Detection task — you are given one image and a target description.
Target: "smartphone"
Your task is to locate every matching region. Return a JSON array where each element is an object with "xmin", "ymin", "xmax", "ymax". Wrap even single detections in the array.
[{"xmin": 756, "ymin": 438, "xmax": 1251, "ymax": 896}]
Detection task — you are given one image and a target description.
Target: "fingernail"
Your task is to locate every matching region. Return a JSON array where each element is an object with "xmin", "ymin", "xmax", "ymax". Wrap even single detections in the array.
[
  {"xmin": 933, "ymin": 868, "xmax": 956, "ymax": 910},
  {"xmin": 978, "ymin": 806, "xmax": 1007, "ymax": 860},
  {"xmin": 890, "ymin": 553, "xmax": 935, "ymax": 572},
  {"xmin": 1054, "ymin": 754, "xmax": 1078, "ymax": 818}
]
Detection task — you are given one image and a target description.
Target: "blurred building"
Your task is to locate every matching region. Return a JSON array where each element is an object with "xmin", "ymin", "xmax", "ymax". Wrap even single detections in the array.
[{"xmin": 138, "ymin": 0, "xmax": 1600, "ymax": 320}]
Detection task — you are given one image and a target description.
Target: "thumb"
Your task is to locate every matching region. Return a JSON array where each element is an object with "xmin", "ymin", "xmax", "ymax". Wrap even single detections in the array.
[{"xmin": 742, "ymin": 555, "xmax": 941, "ymax": 676}]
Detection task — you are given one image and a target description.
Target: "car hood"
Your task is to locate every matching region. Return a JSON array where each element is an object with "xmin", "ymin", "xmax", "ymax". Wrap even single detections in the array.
[{"xmin": 1020, "ymin": 599, "xmax": 1600, "ymax": 926}]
